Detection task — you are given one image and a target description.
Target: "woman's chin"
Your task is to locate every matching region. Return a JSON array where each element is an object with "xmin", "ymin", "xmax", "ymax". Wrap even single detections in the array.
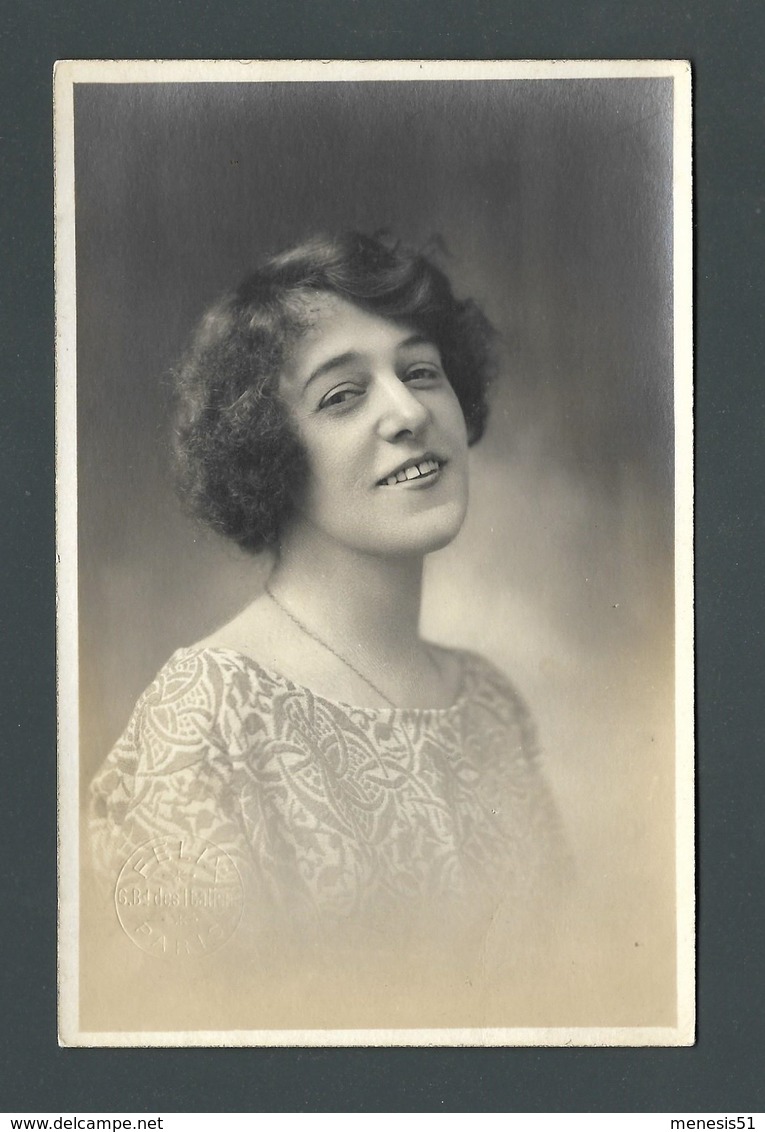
[
  {"xmin": 363, "ymin": 506, "xmax": 468, "ymax": 558},
  {"xmin": 282, "ymin": 492, "xmax": 469, "ymax": 560}
]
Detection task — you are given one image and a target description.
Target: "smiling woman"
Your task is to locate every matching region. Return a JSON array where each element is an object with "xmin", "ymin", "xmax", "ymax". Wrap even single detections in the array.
[{"xmin": 87, "ymin": 231, "xmax": 569, "ymax": 1021}]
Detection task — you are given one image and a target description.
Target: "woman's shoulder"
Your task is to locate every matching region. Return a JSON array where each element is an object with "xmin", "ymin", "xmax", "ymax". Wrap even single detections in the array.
[
  {"xmin": 439, "ymin": 645, "xmax": 525, "ymax": 699},
  {"xmin": 153, "ymin": 641, "xmax": 266, "ymax": 685},
  {"xmin": 89, "ymin": 645, "xmax": 268, "ymax": 884},
  {"xmin": 444, "ymin": 646, "xmax": 538, "ymax": 744},
  {"xmin": 138, "ymin": 643, "xmax": 262, "ymax": 713},
  {"xmin": 106, "ymin": 645, "xmax": 275, "ymax": 776}
]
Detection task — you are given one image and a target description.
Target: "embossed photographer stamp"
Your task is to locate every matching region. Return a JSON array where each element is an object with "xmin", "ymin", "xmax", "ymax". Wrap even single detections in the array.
[{"xmin": 114, "ymin": 836, "xmax": 244, "ymax": 958}]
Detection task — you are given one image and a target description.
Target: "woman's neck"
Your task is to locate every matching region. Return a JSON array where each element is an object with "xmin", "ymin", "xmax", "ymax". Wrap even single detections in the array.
[{"xmin": 269, "ymin": 527, "xmax": 426, "ymax": 669}]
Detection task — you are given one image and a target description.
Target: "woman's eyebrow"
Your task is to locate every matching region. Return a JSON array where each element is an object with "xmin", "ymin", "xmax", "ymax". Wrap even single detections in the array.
[
  {"xmin": 304, "ymin": 336, "xmax": 438, "ymax": 389},
  {"xmin": 397, "ymin": 334, "xmax": 436, "ymax": 351},
  {"xmin": 304, "ymin": 350, "xmax": 362, "ymax": 388}
]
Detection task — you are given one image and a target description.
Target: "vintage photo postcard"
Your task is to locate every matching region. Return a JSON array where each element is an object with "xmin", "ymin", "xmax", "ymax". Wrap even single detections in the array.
[{"xmin": 56, "ymin": 59, "xmax": 693, "ymax": 1047}]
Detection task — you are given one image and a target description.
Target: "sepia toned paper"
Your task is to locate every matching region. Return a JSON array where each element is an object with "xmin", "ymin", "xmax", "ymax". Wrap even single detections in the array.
[{"xmin": 56, "ymin": 58, "xmax": 694, "ymax": 1047}]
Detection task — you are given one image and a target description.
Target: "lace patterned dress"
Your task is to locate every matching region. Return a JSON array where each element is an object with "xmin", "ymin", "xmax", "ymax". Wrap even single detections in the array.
[{"xmin": 89, "ymin": 646, "xmax": 566, "ymax": 960}]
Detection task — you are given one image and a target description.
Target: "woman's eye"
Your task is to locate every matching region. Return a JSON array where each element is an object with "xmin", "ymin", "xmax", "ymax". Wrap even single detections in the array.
[
  {"xmin": 319, "ymin": 386, "xmax": 363, "ymax": 410},
  {"xmin": 404, "ymin": 366, "xmax": 441, "ymax": 385}
]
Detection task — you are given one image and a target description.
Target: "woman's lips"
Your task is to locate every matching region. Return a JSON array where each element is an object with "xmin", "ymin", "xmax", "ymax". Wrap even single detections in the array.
[{"xmin": 378, "ymin": 457, "xmax": 444, "ymax": 487}]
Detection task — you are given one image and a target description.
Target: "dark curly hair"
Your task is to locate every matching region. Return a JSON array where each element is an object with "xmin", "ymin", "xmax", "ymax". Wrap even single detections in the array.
[{"xmin": 172, "ymin": 231, "xmax": 497, "ymax": 553}]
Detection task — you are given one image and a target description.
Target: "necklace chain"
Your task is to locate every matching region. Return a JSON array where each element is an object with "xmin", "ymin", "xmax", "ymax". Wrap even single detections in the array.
[{"xmin": 264, "ymin": 585, "xmax": 398, "ymax": 708}]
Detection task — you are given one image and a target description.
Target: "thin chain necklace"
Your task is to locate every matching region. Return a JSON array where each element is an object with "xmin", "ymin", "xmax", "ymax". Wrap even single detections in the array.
[{"xmin": 264, "ymin": 584, "xmax": 398, "ymax": 708}]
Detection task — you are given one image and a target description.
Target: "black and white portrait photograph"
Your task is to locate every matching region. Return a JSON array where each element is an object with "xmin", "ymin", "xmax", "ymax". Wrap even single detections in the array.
[{"xmin": 55, "ymin": 59, "xmax": 693, "ymax": 1046}]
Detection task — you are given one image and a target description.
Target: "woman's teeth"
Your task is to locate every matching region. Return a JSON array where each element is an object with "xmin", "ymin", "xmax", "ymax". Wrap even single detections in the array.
[{"xmin": 383, "ymin": 458, "xmax": 440, "ymax": 486}]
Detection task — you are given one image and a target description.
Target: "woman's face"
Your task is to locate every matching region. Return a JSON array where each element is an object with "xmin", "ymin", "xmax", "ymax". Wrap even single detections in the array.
[{"xmin": 278, "ymin": 294, "xmax": 470, "ymax": 559}]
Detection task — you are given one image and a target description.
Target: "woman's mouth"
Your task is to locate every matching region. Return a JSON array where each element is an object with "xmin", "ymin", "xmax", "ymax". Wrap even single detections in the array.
[{"xmin": 377, "ymin": 457, "xmax": 444, "ymax": 487}]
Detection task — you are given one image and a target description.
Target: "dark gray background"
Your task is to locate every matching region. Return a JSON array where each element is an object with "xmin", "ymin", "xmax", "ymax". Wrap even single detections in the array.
[{"xmin": 2, "ymin": 0, "xmax": 764, "ymax": 1114}]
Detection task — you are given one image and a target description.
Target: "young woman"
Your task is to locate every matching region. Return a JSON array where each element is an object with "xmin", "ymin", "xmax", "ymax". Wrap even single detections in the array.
[{"xmin": 90, "ymin": 232, "xmax": 567, "ymax": 992}]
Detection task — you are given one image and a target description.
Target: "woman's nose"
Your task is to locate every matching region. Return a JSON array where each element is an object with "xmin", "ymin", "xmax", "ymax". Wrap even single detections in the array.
[{"xmin": 375, "ymin": 376, "xmax": 430, "ymax": 441}]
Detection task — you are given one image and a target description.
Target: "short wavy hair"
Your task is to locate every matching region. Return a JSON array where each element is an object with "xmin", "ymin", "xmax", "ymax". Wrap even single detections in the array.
[{"xmin": 172, "ymin": 231, "xmax": 497, "ymax": 553}]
